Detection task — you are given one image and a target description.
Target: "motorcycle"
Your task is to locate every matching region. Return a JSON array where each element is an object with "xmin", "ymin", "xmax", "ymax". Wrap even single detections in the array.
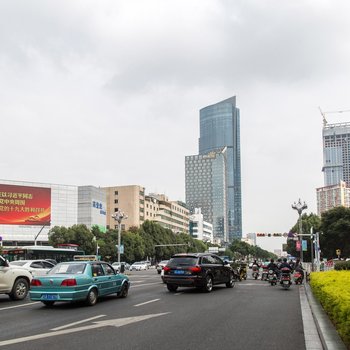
[
  {"xmin": 293, "ymin": 270, "xmax": 304, "ymax": 285},
  {"xmin": 238, "ymin": 263, "xmax": 247, "ymax": 281},
  {"xmin": 261, "ymin": 266, "xmax": 268, "ymax": 281},
  {"xmin": 280, "ymin": 267, "xmax": 292, "ymax": 289},
  {"xmin": 268, "ymin": 269, "xmax": 278, "ymax": 286},
  {"xmin": 252, "ymin": 265, "xmax": 259, "ymax": 280}
]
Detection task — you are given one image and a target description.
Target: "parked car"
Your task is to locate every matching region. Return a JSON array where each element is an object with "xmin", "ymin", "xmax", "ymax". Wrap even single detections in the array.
[
  {"xmin": 29, "ymin": 260, "xmax": 130, "ymax": 306},
  {"xmin": 0, "ymin": 255, "xmax": 32, "ymax": 300},
  {"xmin": 163, "ymin": 253, "xmax": 235, "ymax": 292},
  {"xmin": 112, "ymin": 262, "xmax": 130, "ymax": 273},
  {"xmin": 129, "ymin": 262, "xmax": 148, "ymax": 271},
  {"xmin": 10, "ymin": 260, "xmax": 55, "ymax": 277},
  {"xmin": 156, "ymin": 260, "xmax": 169, "ymax": 274}
]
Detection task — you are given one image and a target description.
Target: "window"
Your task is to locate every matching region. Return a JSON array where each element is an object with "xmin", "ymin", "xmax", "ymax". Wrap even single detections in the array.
[
  {"xmin": 114, "ymin": 199, "xmax": 118, "ymax": 204},
  {"xmin": 91, "ymin": 264, "xmax": 104, "ymax": 277},
  {"xmin": 102, "ymin": 264, "xmax": 115, "ymax": 275},
  {"xmin": 114, "ymin": 191, "xmax": 118, "ymax": 195}
]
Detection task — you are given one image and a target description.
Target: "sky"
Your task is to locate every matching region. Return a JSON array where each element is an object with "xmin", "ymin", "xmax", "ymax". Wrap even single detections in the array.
[{"xmin": 1, "ymin": 0, "xmax": 350, "ymax": 252}]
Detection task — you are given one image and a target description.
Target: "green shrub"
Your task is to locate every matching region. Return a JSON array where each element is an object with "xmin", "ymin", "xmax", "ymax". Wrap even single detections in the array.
[
  {"xmin": 310, "ymin": 271, "xmax": 350, "ymax": 348},
  {"xmin": 334, "ymin": 261, "xmax": 350, "ymax": 271}
]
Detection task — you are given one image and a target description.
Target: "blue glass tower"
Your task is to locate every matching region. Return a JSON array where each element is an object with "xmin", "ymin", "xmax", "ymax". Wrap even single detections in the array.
[{"xmin": 198, "ymin": 96, "xmax": 242, "ymax": 241}]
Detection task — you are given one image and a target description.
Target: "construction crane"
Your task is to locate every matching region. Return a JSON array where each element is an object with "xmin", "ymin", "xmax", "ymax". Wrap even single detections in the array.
[{"xmin": 319, "ymin": 107, "xmax": 350, "ymax": 126}]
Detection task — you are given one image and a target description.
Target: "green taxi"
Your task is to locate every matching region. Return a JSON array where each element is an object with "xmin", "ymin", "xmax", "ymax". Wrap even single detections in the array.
[{"xmin": 29, "ymin": 260, "xmax": 129, "ymax": 306}]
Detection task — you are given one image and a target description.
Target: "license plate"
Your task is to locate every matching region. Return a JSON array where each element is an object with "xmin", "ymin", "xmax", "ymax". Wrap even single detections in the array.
[
  {"xmin": 42, "ymin": 294, "xmax": 58, "ymax": 300},
  {"xmin": 174, "ymin": 270, "xmax": 184, "ymax": 275},
  {"xmin": 283, "ymin": 281, "xmax": 289, "ymax": 284}
]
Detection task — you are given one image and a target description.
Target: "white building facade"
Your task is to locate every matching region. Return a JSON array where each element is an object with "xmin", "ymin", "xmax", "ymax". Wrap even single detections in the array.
[{"xmin": 189, "ymin": 208, "xmax": 213, "ymax": 243}]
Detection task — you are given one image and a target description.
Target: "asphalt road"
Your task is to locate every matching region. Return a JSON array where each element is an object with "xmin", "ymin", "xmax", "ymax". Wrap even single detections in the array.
[{"xmin": 0, "ymin": 270, "xmax": 307, "ymax": 350}]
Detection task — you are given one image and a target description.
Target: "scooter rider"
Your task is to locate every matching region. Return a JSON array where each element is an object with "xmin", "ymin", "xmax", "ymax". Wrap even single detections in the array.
[
  {"xmin": 267, "ymin": 258, "xmax": 279, "ymax": 278},
  {"xmin": 294, "ymin": 259, "xmax": 304, "ymax": 281},
  {"xmin": 279, "ymin": 258, "xmax": 292, "ymax": 270}
]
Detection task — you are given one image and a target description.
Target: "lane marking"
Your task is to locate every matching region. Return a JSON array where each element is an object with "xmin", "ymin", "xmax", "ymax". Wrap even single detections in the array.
[
  {"xmin": 0, "ymin": 302, "xmax": 39, "ymax": 311},
  {"xmin": 174, "ymin": 292, "xmax": 184, "ymax": 296},
  {"xmin": 134, "ymin": 299, "xmax": 160, "ymax": 307},
  {"xmin": 51, "ymin": 315, "xmax": 106, "ymax": 331},
  {"xmin": 0, "ymin": 312, "xmax": 170, "ymax": 347}
]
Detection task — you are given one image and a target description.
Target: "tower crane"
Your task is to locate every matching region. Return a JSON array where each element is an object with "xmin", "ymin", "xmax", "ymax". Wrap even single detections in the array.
[{"xmin": 319, "ymin": 107, "xmax": 350, "ymax": 126}]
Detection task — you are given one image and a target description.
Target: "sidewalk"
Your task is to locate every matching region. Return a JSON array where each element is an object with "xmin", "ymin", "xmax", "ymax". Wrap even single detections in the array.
[{"xmin": 302, "ymin": 282, "xmax": 347, "ymax": 350}]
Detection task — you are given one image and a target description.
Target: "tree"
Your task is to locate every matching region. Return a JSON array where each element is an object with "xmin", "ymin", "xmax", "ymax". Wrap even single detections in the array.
[
  {"xmin": 286, "ymin": 213, "xmax": 321, "ymax": 261},
  {"xmin": 48, "ymin": 224, "xmax": 95, "ymax": 254},
  {"xmin": 320, "ymin": 206, "xmax": 350, "ymax": 259}
]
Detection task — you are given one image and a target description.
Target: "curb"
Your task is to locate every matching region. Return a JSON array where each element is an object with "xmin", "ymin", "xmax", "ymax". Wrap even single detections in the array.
[{"xmin": 304, "ymin": 282, "xmax": 347, "ymax": 350}]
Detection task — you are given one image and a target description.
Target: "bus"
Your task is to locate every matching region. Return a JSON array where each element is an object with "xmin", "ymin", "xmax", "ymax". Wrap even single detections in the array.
[{"xmin": 5, "ymin": 245, "xmax": 85, "ymax": 263}]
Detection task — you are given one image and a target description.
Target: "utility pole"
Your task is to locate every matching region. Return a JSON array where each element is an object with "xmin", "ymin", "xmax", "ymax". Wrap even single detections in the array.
[{"xmin": 292, "ymin": 199, "xmax": 307, "ymax": 262}]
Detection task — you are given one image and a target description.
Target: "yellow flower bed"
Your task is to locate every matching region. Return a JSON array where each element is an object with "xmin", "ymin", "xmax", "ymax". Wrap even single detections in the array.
[{"xmin": 310, "ymin": 271, "xmax": 350, "ymax": 348}]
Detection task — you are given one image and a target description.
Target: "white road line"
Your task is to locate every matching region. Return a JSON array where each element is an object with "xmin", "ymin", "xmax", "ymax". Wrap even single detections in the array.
[
  {"xmin": 134, "ymin": 299, "xmax": 160, "ymax": 307},
  {"xmin": 0, "ymin": 302, "xmax": 39, "ymax": 311},
  {"xmin": 174, "ymin": 292, "xmax": 184, "ymax": 296},
  {"xmin": 0, "ymin": 313, "xmax": 170, "ymax": 347},
  {"xmin": 51, "ymin": 315, "xmax": 106, "ymax": 331}
]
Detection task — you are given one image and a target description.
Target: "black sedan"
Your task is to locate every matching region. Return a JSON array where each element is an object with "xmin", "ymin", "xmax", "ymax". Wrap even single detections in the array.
[{"xmin": 163, "ymin": 253, "xmax": 235, "ymax": 292}]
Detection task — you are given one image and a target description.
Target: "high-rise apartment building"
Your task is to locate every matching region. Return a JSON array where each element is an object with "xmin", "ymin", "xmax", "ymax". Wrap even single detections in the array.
[
  {"xmin": 185, "ymin": 96, "xmax": 241, "ymax": 242},
  {"xmin": 316, "ymin": 181, "xmax": 350, "ymax": 215},
  {"xmin": 322, "ymin": 122, "xmax": 350, "ymax": 186}
]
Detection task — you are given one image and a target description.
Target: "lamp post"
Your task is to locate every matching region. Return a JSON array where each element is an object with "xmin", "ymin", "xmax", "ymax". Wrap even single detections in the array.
[
  {"xmin": 291, "ymin": 199, "xmax": 307, "ymax": 262},
  {"xmin": 112, "ymin": 210, "xmax": 128, "ymax": 264}
]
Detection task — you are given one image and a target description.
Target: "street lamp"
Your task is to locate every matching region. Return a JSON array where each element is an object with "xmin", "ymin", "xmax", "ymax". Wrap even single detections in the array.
[
  {"xmin": 291, "ymin": 199, "xmax": 307, "ymax": 262},
  {"xmin": 111, "ymin": 210, "xmax": 128, "ymax": 264}
]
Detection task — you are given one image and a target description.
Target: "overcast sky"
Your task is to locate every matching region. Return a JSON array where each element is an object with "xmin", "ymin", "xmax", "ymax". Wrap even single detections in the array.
[{"xmin": 1, "ymin": 0, "xmax": 350, "ymax": 252}]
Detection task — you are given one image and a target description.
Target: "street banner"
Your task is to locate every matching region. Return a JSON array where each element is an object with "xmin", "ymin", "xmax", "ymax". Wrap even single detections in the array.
[
  {"xmin": 296, "ymin": 241, "xmax": 301, "ymax": 251},
  {"xmin": 302, "ymin": 240, "xmax": 307, "ymax": 251}
]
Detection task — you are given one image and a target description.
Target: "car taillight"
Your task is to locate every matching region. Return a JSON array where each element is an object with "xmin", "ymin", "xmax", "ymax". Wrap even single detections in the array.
[
  {"xmin": 31, "ymin": 279, "xmax": 42, "ymax": 286},
  {"xmin": 163, "ymin": 266, "xmax": 171, "ymax": 273},
  {"xmin": 61, "ymin": 279, "xmax": 77, "ymax": 286},
  {"xmin": 189, "ymin": 266, "xmax": 201, "ymax": 273}
]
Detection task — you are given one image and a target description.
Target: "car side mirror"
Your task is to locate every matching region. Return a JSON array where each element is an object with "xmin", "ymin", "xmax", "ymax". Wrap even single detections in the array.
[{"xmin": 223, "ymin": 261, "xmax": 229, "ymax": 265}]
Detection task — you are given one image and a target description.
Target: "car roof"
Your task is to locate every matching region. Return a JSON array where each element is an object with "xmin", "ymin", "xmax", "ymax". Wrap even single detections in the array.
[{"xmin": 171, "ymin": 253, "xmax": 217, "ymax": 258}]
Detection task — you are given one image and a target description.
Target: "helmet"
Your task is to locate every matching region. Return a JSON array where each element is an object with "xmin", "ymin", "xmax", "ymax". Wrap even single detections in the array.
[
  {"xmin": 283, "ymin": 258, "xmax": 287, "ymax": 262},
  {"xmin": 270, "ymin": 258, "xmax": 274, "ymax": 263}
]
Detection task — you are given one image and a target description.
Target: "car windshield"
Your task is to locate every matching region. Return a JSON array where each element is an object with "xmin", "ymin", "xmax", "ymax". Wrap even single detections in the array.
[
  {"xmin": 168, "ymin": 257, "xmax": 198, "ymax": 266},
  {"xmin": 48, "ymin": 263, "xmax": 87, "ymax": 275},
  {"xmin": 10, "ymin": 261, "xmax": 27, "ymax": 266}
]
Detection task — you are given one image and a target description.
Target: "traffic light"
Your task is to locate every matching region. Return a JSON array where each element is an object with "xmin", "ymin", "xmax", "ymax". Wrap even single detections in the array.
[
  {"xmin": 256, "ymin": 233, "xmax": 266, "ymax": 237},
  {"xmin": 273, "ymin": 233, "xmax": 282, "ymax": 237}
]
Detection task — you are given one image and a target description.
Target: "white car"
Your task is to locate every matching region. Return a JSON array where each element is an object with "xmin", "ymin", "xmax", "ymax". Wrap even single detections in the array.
[
  {"xmin": 129, "ymin": 262, "xmax": 148, "ymax": 271},
  {"xmin": 156, "ymin": 260, "xmax": 169, "ymax": 274},
  {"xmin": 112, "ymin": 262, "xmax": 130, "ymax": 273},
  {"xmin": 0, "ymin": 255, "xmax": 32, "ymax": 300},
  {"xmin": 10, "ymin": 260, "xmax": 55, "ymax": 277}
]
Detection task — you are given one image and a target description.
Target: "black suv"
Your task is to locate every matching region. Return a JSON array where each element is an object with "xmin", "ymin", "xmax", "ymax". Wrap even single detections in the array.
[{"xmin": 163, "ymin": 253, "xmax": 235, "ymax": 293}]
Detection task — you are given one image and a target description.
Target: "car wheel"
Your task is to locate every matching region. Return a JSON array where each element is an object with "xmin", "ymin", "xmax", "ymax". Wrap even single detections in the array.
[
  {"xmin": 167, "ymin": 284, "xmax": 178, "ymax": 292},
  {"xmin": 117, "ymin": 283, "xmax": 129, "ymax": 298},
  {"xmin": 86, "ymin": 288, "xmax": 98, "ymax": 306},
  {"xmin": 203, "ymin": 275, "xmax": 213, "ymax": 293},
  {"xmin": 42, "ymin": 301, "xmax": 55, "ymax": 307},
  {"xmin": 226, "ymin": 273, "xmax": 234, "ymax": 288},
  {"xmin": 9, "ymin": 278, "xmax": 29, "ymax": 300}
]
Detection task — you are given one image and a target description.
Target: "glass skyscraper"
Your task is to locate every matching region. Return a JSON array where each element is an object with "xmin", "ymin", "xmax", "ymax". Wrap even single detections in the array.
[
  {"xmin": 186, "ymin": 96, "xmax": 242, "ymax": 242},
  {"xmin": 198, "ymin": 96, "xmax": 242, "ymax": 241},
  {"xmin": 185, "ymin": 148, "xmax": 228, "ymax": 242}
]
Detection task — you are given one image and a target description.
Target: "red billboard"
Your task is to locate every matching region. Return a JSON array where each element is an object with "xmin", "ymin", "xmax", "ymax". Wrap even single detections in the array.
[{"xmin": 0, "ymin": 184, "xmax": 51, "ymax": 226}]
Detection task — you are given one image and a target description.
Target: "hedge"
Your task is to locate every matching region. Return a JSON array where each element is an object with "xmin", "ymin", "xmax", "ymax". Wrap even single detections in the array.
[
  {"xmin": 335, "ymin": 261, "xmax": 350, "ymax": 271},
  {"xmin": 310, "ymin": 271, "xmax": 350, "ymax": 348}
]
